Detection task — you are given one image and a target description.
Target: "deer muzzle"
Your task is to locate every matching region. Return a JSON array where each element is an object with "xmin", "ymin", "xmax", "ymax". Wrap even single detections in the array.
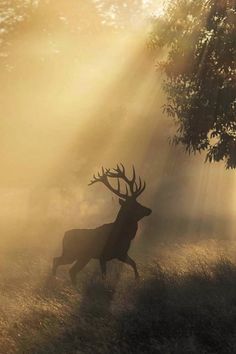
[{"xmin": 145, "ymin": 208, "xmax": 152, "ymax": 216}]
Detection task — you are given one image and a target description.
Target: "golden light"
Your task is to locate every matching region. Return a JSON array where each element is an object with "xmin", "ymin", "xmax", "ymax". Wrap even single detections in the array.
[
  {"xmin": 0, "ymin": 0, "xmax": 235, "ymax": 274},
  {"xmin": 1, "ymin": 2, "xmax": 236, "ymax": 352}
]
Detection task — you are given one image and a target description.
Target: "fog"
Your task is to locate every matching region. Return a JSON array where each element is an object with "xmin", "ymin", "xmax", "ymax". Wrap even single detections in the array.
[{"xmin": 0, "ymin": 0, "xmax": 236, "ymax": 258}]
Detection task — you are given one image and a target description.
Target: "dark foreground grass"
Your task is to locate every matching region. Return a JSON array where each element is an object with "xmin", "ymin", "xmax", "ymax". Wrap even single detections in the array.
[{"xmin": 1, "ymin": 253, "xmax": 236, "ymax": 354}]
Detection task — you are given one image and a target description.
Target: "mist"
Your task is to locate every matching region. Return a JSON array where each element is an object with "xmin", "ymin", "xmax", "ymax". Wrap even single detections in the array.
[
  {"xmin": 0, "ymin": 0, "xmax": 236, "ymax": 258},
  {"xmin": 1, "ymin": 2, "xmax": 236, "ymax": 353}
]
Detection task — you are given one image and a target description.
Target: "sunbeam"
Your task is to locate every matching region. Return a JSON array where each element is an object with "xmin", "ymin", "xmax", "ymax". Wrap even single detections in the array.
[{"xmin": 0, "ymin": 1, "xmax": 236, "ymax": 352}]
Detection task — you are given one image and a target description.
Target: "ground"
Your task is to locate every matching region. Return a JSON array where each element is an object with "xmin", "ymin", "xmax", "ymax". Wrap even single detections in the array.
[{"xmin": 1, "ymin": 233, "xmax": 236, "ymax": 354}]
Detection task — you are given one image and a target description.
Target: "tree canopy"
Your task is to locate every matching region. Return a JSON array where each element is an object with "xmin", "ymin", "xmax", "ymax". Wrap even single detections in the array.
[{"xmin": 150, "ymin": 0, "xmax": 236, "ymax": 168}]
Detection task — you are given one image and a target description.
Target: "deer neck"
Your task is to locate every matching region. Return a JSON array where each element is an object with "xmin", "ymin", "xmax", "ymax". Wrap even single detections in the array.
[{"xmin": 114, "ymin": 209, "xmax": 138, "ymax": 232}]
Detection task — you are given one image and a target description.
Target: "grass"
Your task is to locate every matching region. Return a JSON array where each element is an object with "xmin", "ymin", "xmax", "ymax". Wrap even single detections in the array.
[{"xmin": 1, "ymin": 241, "xmax": 236, "ymax": 353}]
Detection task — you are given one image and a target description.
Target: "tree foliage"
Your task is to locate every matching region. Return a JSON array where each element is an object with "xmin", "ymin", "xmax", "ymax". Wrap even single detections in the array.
[
  {"xmin": 95, "ymin": 0, "xmax": 158, "ymax": 29},
  {"xmin": 150, "ymin": 0, "xmax": 236, "ymax": 168}
]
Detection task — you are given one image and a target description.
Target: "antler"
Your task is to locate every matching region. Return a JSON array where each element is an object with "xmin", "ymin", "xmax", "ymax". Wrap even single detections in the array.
[{"xmin": 89, "ymin": 164, "xmax": 146, "ymax": 199}]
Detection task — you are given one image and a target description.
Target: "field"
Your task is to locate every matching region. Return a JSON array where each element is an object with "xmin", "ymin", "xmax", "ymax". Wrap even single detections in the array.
[
  {"xmin": 0, "ymin": 0, "xmax": 235, "ymax": 353},
  {"xmin": 1, "ymin": 225, "xmax": 236, "ymax": 354}
]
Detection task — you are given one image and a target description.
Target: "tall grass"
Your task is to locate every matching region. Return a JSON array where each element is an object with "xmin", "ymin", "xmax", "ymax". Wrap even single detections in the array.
[{"xmin": 1, "ymin": 244, "xmax": 236, "ymax": 353}]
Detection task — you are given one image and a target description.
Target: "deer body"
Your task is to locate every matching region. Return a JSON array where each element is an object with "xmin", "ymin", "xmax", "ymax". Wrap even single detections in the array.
[{"xmin": 53, "ymin": 165, "xmax": 151, "ymax": 284}]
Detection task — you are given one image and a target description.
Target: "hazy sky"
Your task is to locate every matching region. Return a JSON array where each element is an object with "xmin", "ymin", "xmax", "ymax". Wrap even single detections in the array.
[{"xmin": 0, "ymin": 0, "xmax": 235, "ymax": 243}]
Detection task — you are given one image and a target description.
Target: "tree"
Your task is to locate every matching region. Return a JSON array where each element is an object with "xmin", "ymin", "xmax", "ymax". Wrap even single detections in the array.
[
  {"xmin": 150, "ymin": 0, "xmax": 236, "ymax": 168},
  {"xmin": 95, "ymin": 0, "xmax": 159, "ymax": 29}
]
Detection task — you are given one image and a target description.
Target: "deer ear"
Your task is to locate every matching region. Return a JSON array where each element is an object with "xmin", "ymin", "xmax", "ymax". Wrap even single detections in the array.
[{"xmin": 119, "ymin": 198, "xmax": 125, "ymax": 206}]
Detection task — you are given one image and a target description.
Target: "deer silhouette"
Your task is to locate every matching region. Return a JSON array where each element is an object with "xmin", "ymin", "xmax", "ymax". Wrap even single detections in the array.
[{"xmin": 52, "ymin": 164, "xmax": 152, "ymax": 284}]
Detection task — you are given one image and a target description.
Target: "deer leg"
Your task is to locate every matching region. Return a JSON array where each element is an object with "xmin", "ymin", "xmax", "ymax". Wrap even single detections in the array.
[
  {"xmin": 69, "ymin": 258, "xmax": 90, "ymax": 285},
  {"xmin": 99, "ymin": 258, "xmax": 107, "ymax": 279},
  {"xmin": 52, "ymin": 256, "xmax": 74, "ymax": 276},
  {"xmin": 118, "ymin": 255, "xmax": 140, "ymax": 279}
]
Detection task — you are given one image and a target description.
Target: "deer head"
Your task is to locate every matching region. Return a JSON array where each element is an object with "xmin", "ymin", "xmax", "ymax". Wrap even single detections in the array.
[{"xmin": 89, "ymin": 164, "xmax": 152, "ymax": 222}]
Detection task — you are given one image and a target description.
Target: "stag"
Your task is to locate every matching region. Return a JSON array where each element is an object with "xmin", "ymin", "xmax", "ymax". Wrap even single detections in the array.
[{"xmin": 52, "ymin": 164, "xmax": 152, "ymax": 284}]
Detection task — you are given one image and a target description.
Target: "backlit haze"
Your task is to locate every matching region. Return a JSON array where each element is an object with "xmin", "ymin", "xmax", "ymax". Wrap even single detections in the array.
[{"xmin": 0, "ymin": 0, "xmax": 236, "ymax": 260}]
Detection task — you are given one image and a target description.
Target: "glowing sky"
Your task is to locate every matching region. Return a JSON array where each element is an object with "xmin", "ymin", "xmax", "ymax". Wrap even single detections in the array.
[{"xmin": 0, "ymin": 0, "xmax": 235, "ymax": 242}]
